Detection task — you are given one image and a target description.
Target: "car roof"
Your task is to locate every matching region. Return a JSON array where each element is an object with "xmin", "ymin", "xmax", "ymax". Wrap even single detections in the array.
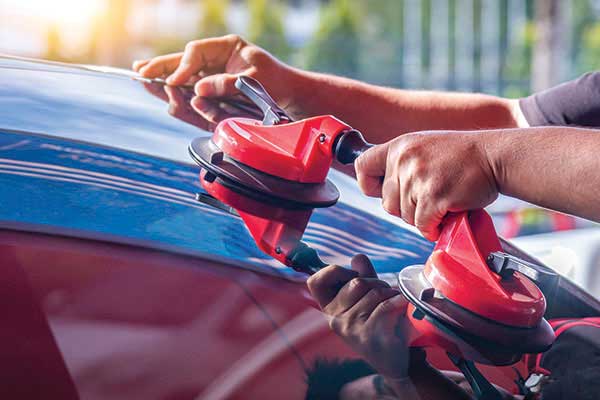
[{"xmin": 0, "ymin": 55, "xmax": 433, "ymax": 279}]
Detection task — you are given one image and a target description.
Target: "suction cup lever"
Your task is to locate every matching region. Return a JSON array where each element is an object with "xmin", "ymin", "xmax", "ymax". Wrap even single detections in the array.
[
  {"xmin": 486, "ymin": 251, "xmax": 558, "ymax": 290},
  {"xmin": 333, "ymin": 129, "xmax": 374, "ymax": 164},
  {"xmin": 235, "ymin": 76, "xmax": 291, "ymax": 125}
]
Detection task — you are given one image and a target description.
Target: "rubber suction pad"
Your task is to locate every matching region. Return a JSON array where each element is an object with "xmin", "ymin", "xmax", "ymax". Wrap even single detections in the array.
[
  {"xmin": 398, "ymin": 265, "xmax": 555, "ymax": 363},
  {"xmin": 189, "ymin": 137, "xmax": 340, "ymax": 209}
]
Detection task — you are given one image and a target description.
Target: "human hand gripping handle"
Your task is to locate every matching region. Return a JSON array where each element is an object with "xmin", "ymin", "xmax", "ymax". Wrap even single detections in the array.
[
  {"xmin": 354, "ymin": 132, "xmax": 500, "ymax": 241},
  {"xmin": 306, "ymin": 255, "xmax": 469, "ymax": 400},
  {"xmin": 306, "ymin": 255, "xmax": 422, "ymax": 380}
]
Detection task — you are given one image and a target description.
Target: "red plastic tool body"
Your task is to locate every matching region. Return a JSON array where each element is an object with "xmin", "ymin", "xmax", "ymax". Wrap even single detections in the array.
[
  {"xmin": 203, "ymin": 109, "xmax": 550, "ymax": 365},
  {"xmin": 213, "ymin": 116, "xmax": 351, "ymax": 183},
  {"xmin": 426, "ymin": 211, "xmax": 545, "ymax": 328},
  {"xmin": 201, "ymin": 171, "xmax": 312, "ymax": 265},
  {"xmin": 406, "ymin": 210, "xmax": 548, "ymax": 364}
]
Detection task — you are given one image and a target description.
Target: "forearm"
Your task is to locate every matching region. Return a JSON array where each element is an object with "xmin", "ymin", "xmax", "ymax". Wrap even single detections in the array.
[
  {"xmin": 289, "ymin": 68, "xmax": 520, "ymax": 143},
  {"xmin": 485, "ymin": 127, "xmax": 600, "ymax": 222},
  {"xmin": 384, "ymin": 364, "xmax": 471, "ymax": 400}
]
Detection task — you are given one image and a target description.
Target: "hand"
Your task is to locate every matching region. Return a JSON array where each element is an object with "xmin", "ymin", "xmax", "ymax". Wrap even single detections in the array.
[
  {"xmin": 307, "ymin": 254, "xmax": 419, "ymax": 380},
  {"xmin": 141, "ymin": 83, "xmax": 216, "ymax": 131},
  {"xmin": 355, "ymin": 131, "xmax": 499, "ymax": 241},
  {"xmin": 132, "ymin": 35, "xmax": 301, "ymax": 115}
]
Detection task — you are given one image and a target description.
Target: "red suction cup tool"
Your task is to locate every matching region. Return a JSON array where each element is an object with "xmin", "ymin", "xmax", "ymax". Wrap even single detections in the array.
[
  {"xmin": 190, "ymin": 76, "xmax": 373, "ymax": 274},
  {"xmin": 200, "ymin": 170, "xmax": 327, "ymax": 274},
  {"xmin": 399, "ymin": 210, "xmax": 557, "ymax": 365},
  {"xmin": 189, "ymin": 76, "xmax": 372, "ymax": 209},
  {"xmin": 189, "ymin": 76, "xmax": 556, "ymax": 400}
]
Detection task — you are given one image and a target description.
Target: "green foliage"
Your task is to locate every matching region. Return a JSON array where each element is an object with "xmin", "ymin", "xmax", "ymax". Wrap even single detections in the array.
[
  {"xmin": 503, "ymin": 0, "xmax": 535, "ymax": 97},
  {"xmin": 571, "ymin": 0, "xmax": 600, "ymax": 75},
  {"xmin": 355, "ymin": 0, "xmax": 404, "ymax": 85},
  {"xmin": 304, "ymin": 0, "xmax": 360, "ymax": 78},
  {"xmin": 151, "ymin": 37, "xmax": 189, "ymax": 56},
  {"xmin": 247, "ymin": 0, "xmax": 290, "ymax": 61},
  {"xmin": 198, "ymin": 0, "xmax": 229, "ymax": 38},
  {"xmin": 580, "ymin": 23, "xmax": 600, "ymax": 72}
]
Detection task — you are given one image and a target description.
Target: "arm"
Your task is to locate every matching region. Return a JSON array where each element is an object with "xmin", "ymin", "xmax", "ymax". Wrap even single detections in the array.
[
  {"xmin": 384, "ymin": 364, "xmax": 472, "ymax": 400},
  {"xmin": 292, "ymin": 70, "xmax": 522, "ymax": 143},
  {"xmin": 306, "ymin": 255, "xmax": 471, "ymax": 400},
  {"xmin": 520, "ymin": 72, "xmax": 600, "ymax": 127},
  {"xmin": 133, "ymin": 35, "xmax": 522, "ymax": 144},
  {"xmin": 486, "ymin": 126, "xmax": 600, "ymax": 223},
  {"xmin": 355, "ymin": 126, "xmax": 600, "ymax": 240}
]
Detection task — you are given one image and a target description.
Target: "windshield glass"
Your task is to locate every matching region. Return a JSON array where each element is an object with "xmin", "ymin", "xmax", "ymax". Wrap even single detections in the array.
[{"xmin": 0, "ymin": 77, "xmax": 433, "ymax": 280}]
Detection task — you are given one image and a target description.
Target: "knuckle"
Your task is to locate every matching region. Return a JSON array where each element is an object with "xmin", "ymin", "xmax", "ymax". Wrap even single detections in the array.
[
  {"xmin": 401, "ymin": 212, "xmax": 415, "ymax": 226},
  {"xmin": 367, "ymin": 287, "xmax": 387, "ymax": 300},
  {"xmin": 382, "ymin": 199, "xmax": 399, "ymax": 216},
  {"xmin": 355, "ymin": 153, "xmax": 367, "ymax": 171},
  {"xmin": 225, "ymin": 33, "xmax": 242, "ymax": 42},
  {"xmin": 376, "ymin": 296, "xmax": 396, "ymax": 313},
  {"xmin": 349, "ymin": 277, "xmax": 368, "ymax": 293},
  {"xmin": 145, "ymin": 59, "xmax": 159, "ymax": 69},
  {"xmin": 185, "ymin": 40, "xmax": 199, "ymax": 52},
  {"xmin": 167, "ymin": 104, "xmax": 179, "ymax": 116},
  {"xmin": 414, "ymin": 218, "xmax": 429, "ymax": 231},
  {"xmin": 308, "ymin": 265, "xmax": 343, "ymax": 289},
  {"xmin": 225, "ymin": 34, "xmax": 246, "ymax": 48},
  {"xmin": 410, "ymin": 159, "xmax": 428, "ymax": 178},
  {"xmin": 358, "ymin": 178, "xmax": 375, "ymax": 197},
  {"xmin": 328, "ymin": 316, "xmax": 340, "ymax": 333},
  {"xmin": 329, "ymin": 317, "xmax": 348, "ymax": 337}
]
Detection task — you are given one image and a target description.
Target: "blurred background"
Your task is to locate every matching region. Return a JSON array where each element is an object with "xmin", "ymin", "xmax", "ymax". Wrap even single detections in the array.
[
  {"xmin": 3, "ymin": 0, "xmax": 600, "ymax": 97},
  {"xmin": 2, "ymin": 0, "xmax": 600, "ymax": 286}
]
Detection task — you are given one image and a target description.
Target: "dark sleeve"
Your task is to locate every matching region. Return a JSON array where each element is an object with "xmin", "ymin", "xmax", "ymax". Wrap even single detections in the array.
[{"xmin": 519, "ymin": 72, "xmax": 600, "ymax": 127}]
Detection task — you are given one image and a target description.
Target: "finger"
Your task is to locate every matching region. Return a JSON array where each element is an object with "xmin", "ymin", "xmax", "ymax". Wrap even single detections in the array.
[
  {"xmin": 191, "ymin": 96, "xmax": 234, "ymax": 123},
  {"xmin": 307, "ymin": 265, "xmax": 358, "ymax": 310},
  {"xmin": 355, "ymin": 144, "xmax": 388, "ymax": 197},
  {"xmin": 381, "ymin": 172, "xmax": 400, "ymax": 217},
  {"xmin": 139, "ymin": 53, "xmax": 183, "ymax": 78},
  {"xmin": 414, "ymin": 201, "xmax": 445, "ymax": 242},
  {"xmin": 163, "ymin": 88, "xmax": 212, "ymax": 130},
  {"xmin": 132, "ymin": 59, "xmax": 150, "ymax": 72},
  {"xmin": 367, "ymin": 292, "xmax": 408, "ymax": 324},
  {"xmin": 400, "ymin": 185, "xmax": 416, "ymax": 226},
  {"xmin": 345, "ymin": 287, "xmax": 400, "ymax": 323},
  {"xmin": 142, "ymin": 82, "xmax": 169, "ymax": 102},
  {"xmin": 167, "ymin": 35, "xmax": 244, "ymax": 86},
  {"xmin": 324, "ymin": 277, "xmax": 389, "ymax": 315},
  {"xmin": 194, "ymin": 73, "xmax": 240, "ymax": 98},
  {"xmin": 165, "ymin": 85, "xmax": 185, "ymax": 113},
  {"xmin": 350, "ymin": 254, "xmax": 377, "ymax": 278}
]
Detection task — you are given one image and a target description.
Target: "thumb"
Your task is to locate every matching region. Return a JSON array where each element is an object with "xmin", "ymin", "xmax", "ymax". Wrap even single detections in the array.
[
  {"xmin": 195, "ymin": 73, "xmax": 239, "ymax": 98},
  {"xmin": 355, "ymin": 143, "xmax": 389, "ymax": 198},
  {"xmin": 350, "ymin": 254, "xmax": 377, "ymax": 279}
]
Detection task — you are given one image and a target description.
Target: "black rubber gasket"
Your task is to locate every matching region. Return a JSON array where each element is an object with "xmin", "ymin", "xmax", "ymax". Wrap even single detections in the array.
[
  {"xmin": 189, "ymin": 137, "xmax": 339, "ymax": 209},
  {"xmin": 398, "ymin": 265, "xmax": 555, "ymax": 364}
]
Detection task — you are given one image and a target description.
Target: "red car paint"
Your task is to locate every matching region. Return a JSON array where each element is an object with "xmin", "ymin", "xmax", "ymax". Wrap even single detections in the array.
[{"xmin": 0, "ymin": 227, "xmax": 538, "ymax": 399}]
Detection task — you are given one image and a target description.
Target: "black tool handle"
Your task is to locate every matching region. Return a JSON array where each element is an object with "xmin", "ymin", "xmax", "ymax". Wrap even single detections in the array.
[
  {"xmin": 288, "ymin": 241, "xmax": 328, "ymax": 275},
  {"xmin": 448, "ymin": 354, "xmax": 503, "ymax": 400},
  {"xmin": 333, "ymin": 129, "xmax": 374, "ymax": 164},
  {"xmin": 234, "ymin": 76, "xmax": 291, "ymax": 125}
]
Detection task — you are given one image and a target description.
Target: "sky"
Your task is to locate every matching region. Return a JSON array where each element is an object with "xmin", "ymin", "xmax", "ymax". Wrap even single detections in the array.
[{"xmin": 0, "ymin": 0, "xmax": 104, "ymax": 56}]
